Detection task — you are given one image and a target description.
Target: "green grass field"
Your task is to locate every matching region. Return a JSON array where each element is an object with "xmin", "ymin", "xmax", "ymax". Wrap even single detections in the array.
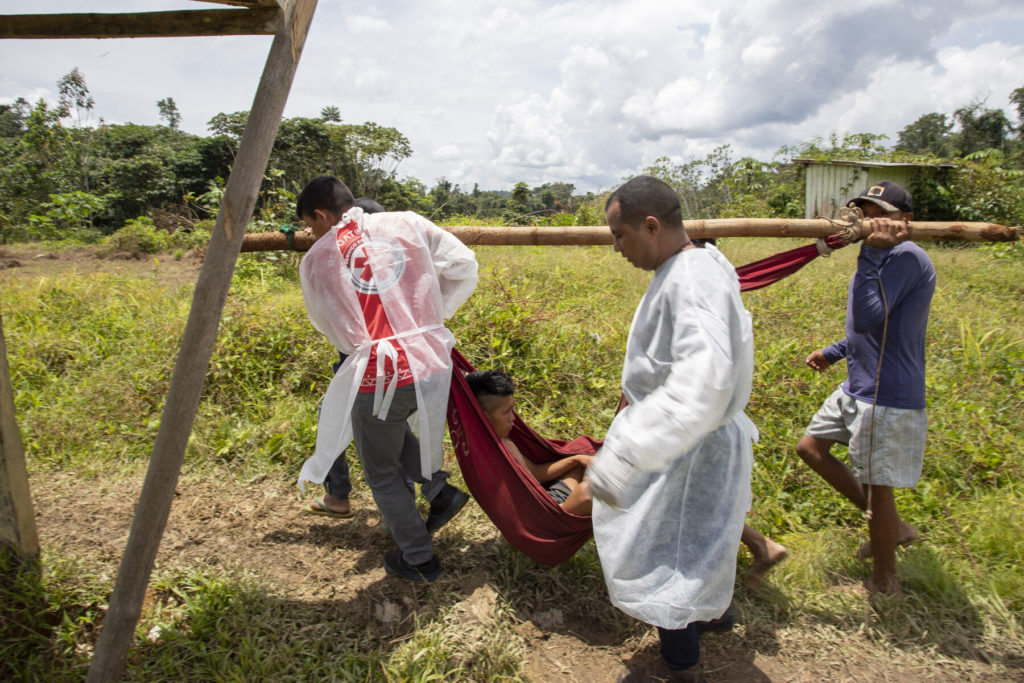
[{"xmin": 1, "ymin": 238, "xmax": 1022, "ymax": 681}]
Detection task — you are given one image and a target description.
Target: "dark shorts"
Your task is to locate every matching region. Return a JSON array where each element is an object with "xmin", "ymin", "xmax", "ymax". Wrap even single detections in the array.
[{"xmin": 544, "ymin": 479, "xmax": 572, "ymax": 504}]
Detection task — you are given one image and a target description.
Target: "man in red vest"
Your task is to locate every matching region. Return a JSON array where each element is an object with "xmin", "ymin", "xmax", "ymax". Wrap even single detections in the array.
[{"xmin": 296, "ymin": 176, "xmax": 478, "ymax": 582}]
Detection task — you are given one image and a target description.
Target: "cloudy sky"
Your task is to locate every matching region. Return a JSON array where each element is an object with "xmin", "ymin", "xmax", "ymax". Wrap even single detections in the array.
[{"xmin": 2, "ymin": 0, "xmax": 1024, "ymax": 193}]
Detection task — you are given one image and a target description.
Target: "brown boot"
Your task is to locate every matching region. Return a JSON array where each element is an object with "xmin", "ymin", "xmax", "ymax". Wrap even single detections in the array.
[{"xmin": 616, "ymin": 659, "xmax": 707, "ymax": 682}]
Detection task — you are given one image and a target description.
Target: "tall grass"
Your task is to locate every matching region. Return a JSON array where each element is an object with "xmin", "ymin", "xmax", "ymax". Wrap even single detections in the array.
[{"xmin": 1, "ymin": 239, "xmax": 1021, "ymax": 679}]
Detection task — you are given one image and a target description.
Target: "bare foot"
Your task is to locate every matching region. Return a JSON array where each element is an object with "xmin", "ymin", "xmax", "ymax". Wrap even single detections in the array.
[
  {"xmin": 857, "ymin": 521, "xmax": 918, "ymax": 559},
  {"xmin": 864, "ymin": 576, "xmax": 905, "ymax": 602},
  {"xmin": 745, "ymin": 538, "xmax": 789, "ymax": 589}
]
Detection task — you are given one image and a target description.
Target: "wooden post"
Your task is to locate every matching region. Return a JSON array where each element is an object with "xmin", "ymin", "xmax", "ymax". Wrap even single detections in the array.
[
  {"xmin": 85, "ymin": 1, "xmax": 318, "ymax": 680},
  {"xmin": 0, "ymin": 310, "xmax": 39, "ymax": 562}
]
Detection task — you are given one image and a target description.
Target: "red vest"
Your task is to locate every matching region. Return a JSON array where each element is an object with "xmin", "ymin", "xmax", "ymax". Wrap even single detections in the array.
[{"xmin": 335, "ymin": 220, "xmax": 414, "ymax": 392}]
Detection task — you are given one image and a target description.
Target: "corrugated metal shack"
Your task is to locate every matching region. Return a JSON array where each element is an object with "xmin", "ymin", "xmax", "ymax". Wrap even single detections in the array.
[{"xmin": 795, "ymin": 159, "xmax": 954, "ymax": 218}]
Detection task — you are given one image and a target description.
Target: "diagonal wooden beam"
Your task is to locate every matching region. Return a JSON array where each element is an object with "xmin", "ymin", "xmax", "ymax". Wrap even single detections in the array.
[
  {"xmin": 0, "ymin": 8, "xmax": 279, "ymax": 39},
  {"xmin": 193, "ymin": 0, "xmax": 283, "ymax": 7},
  {"xmin": 85, "ymin": 1, "xmax": 318, "ymax": 681},
  {"xmin": 0, "ymin": 310, "xmax": 39, "ymax": 562}
]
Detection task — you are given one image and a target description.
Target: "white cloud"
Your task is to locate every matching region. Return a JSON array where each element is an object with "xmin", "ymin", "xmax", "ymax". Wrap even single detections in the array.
[
  {"xmin": 1, "ymin": 0, "xmax": 1023, "ymax": 192},
  {"xmin": 741, "ymin": 37, "xmax": 783, "ymax": 70},
  {"xmin": 348, "ymin": 15, "xmax": 391, "ymax": 34},
  {"xmin": 433, "ymin": 144, "xmax": 462, "ymax": 160},
  {"xmin": 0, "ymin": 87, "xmax": 51, "ymax": 107}
]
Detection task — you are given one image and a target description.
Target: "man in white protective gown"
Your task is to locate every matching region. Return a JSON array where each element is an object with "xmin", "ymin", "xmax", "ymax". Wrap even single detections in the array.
[
  {"xmin": 587, "ymin": 176, "xmax": 757, "ymax": 683},
  {"xmin": 296, "ymin": 176, "xmax": 478, "ymax": 582}
]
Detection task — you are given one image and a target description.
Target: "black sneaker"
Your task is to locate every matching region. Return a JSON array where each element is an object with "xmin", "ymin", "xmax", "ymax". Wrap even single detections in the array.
[
  {"xmin": 425, "ymin": 484, "xmax": 470, "ymax": 533},
  {"xmin": 384, "ymin": 549, "xmax": 442, "ymax": 582},
  {"xmin": 695, "ymin": 603, "xmax": 736, "ymax": 633}
]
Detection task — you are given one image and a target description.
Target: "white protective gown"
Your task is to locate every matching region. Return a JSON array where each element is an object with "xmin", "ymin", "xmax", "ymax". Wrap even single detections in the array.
[
  {"xmin": 591, "ymin": 244, "xmax": 757, "ymax": 629},
  {"xmin": 297, "ymin": 207, "xmax": 478, "ymax": 488}
]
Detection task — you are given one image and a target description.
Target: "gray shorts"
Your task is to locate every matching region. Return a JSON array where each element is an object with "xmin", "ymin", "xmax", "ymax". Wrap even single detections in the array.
[
  {"xmin": 805, "ymin": 387, "xmax": 927, "ymax": 488},
  {"xmin": 544, "ymin": 479, "xmax": 572, "ymax": 505}
]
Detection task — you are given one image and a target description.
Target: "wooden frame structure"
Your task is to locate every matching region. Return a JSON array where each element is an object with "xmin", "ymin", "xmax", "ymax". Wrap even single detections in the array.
[{"xmin": 0, "ymin": 1, "xmax": 318, "ymax": 680}]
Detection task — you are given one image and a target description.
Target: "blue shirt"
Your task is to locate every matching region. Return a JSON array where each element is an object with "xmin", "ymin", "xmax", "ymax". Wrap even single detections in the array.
[{"xmin": 822, "ymin": 242, "xmax": 935, "ymax": 409}]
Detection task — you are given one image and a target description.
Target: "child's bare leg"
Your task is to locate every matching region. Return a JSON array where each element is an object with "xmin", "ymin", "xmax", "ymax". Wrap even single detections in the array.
[
  {"xmin": 561, "ymin": 479, "xmax": 592, "ymax": 516},
  {"xmin": 742, "ymin": 523, "xmax": 788, "ymax": 588}
]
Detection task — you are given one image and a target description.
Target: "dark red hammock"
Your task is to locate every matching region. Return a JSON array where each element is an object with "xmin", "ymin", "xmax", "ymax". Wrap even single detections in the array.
[
  {"xmin": 447, "ymin": 349, "xmax": 599, "ymax": 565},
  {"xmin": 445, "ymin": 234, "xmax": 851, "ymax": 565},
  {"xmin": 735, "ymin": 233, "xmax": 849, "ymax": 291}
]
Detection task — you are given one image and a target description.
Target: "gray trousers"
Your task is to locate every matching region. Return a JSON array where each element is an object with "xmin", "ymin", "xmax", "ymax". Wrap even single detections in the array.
[
  {"xmin": 324, "ymin": 448, "xmax": 448, "ymax": 502},
  {"xmin": 351, "ymin": 384, "xmax": 434, "ymax": 565}
]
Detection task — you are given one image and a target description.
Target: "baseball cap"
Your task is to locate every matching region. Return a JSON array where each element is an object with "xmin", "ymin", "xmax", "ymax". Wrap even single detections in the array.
[{"xmin": 848, "ymin": 180, "xmax": 913, "ymax": 214}]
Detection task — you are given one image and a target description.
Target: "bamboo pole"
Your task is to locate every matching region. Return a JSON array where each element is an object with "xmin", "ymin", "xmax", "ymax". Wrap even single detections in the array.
[
  {"xmin": 85, "ymin": 2, "xmax": 317, "ymax": 681},
  {"xmin": 241, "ymin": 218, "xmax": 1020, "ymax": 252}
]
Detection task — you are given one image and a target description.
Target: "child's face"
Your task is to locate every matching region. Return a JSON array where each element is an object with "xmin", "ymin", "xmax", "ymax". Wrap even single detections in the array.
[{"xmin": 484, "ymin": 394, "xmax": 516, "ymax": 438}]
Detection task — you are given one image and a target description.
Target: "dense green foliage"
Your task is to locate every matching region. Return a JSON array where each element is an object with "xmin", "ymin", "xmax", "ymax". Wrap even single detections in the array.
[
  {"xmin": 1, "ymin": 238, "xmax": 1021, "ymax": 679},
  {"xmin": 3, "ymin": 70, "xmax": 1023, "ymax": 247}
]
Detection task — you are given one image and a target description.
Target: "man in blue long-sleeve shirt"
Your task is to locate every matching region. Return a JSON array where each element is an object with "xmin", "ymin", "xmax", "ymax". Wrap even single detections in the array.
[{"xmin": 797, "ymin": 181, "xmax": 936, "ymax": 598}]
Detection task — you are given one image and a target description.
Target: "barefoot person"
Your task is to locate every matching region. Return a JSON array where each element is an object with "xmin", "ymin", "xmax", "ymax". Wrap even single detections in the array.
[
  {"xmin": 796, "ymin": 181, "xmax": 935, "ymax": 597},
  {"xmin": 741, "ymin": 523, "xmax": 788, "ymax": 588},
  {"xmin": 587, "ymin": 176, "xmax": 758, "ymax": 682}
]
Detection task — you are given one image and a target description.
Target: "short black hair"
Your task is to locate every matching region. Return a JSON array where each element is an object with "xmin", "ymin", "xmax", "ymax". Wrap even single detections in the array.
[
  {"xmin": 296, "ymin": 175, "xmax": 354, "ymax": 219},
  {"xmin": 354, "ymin": 197, "xmax": 386, "ymax": 214},
  {"xmin": 606, "ymin": 175, "xmax": 682, "ymax": 228},
  {"xmin": 466, "ymin": 370, "xmax": 515, "ymax": 399}
]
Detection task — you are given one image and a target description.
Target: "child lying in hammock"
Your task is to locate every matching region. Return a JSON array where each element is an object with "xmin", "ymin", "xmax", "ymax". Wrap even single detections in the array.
[{"xmin": 466, "ymin": 370, "xmax": 593, "ymax": 515}]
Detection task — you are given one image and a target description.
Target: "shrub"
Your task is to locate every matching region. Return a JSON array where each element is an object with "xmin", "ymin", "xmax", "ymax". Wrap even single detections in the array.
[
  {"xmin": 100, "ymin": 216, "xmax": 170, "ymax": 257},
  {"xmin": 169, "ymin": 220, "xmax": 212, "ymax": 251},
  {"xmin": 24, "ymin": 191, "xmax": 106, "ymax": 244}
]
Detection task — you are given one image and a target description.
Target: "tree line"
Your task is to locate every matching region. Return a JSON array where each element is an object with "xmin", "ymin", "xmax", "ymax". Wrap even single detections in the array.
[{"xmin": 1, "ymin": 68, "xmax": 1022, "ymax": 245}]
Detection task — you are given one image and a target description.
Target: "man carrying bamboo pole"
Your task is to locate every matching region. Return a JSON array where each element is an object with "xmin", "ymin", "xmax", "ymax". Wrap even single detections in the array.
[
  {"xmin": 305, "ymin": 197, "xmax": 468, "ymax": 534},
  {"xmin": 588, "ymin": 176, "xmax": 757, "ymax": 682},
  {"xmin": 296, "ymin": 176, "xmax": 478, "ymax": 582},
  {"xmin": 796, "ymin": 181, "xmax": 935, "ymax": 598}
]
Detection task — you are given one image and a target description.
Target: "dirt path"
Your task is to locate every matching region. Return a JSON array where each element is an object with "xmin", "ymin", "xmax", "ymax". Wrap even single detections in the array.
[
  {"xmin": 29, "ymin": 467, "xmax": 1020, "ymax": 682},
  {"xmin": 0, "ymin": 244, "xmax": 205, "ymax": 289},
  {"xmin": 31, "ymin": 467, "xmax": 625, "ymax": 681}
]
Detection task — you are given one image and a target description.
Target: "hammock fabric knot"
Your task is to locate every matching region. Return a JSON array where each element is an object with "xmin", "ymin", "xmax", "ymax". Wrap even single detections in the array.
[{"xmin": 736, "ymin": 230, "xmax": 852, "ymax": 292}]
